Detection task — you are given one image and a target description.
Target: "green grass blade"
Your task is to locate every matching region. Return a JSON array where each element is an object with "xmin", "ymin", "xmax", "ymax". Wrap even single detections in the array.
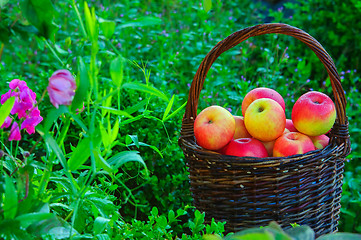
[
  {"xmin": 99, "ymin": 106, "xmax": 134, "ymax": 119},
  {"xmin": 118, "ymin": 16, "xmax": 161, "ymax": 29},
  {"xmin": 162, "ymin": 94, "xmax": 175, "ymax": 121},
  {"xmin": 163, "ymin": 100, "xmax": 187, "ymax": 122},
  {"xmin": 122, "ymin": 82, "xmax": 169, "ymax": 102}
]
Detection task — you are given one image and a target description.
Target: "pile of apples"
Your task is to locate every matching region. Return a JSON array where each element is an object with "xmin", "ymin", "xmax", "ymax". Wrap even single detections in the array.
[{"xmin": 194, "ymin": 87, "xmax": 336, "ymax": 158}]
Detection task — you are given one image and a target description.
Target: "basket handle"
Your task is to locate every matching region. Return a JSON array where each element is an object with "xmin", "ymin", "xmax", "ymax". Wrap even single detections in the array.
[{"xmin": 181, "ymin": 23, "xmax": 350, "ymax": 155}]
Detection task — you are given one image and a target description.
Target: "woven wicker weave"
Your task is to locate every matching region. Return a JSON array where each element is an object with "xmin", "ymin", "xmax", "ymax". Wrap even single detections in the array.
[{"xmin": 178, "ymin": 23, "xmax": 351, "ymax": 237}]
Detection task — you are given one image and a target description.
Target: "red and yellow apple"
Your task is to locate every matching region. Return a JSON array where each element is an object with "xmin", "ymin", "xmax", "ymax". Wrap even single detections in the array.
[
  {"xmin": 285, "ymin": 119, "xmax": 298, "ymax": 132},
  {"xmin": 241, "ymin": 87, "xmax": 286, "ymax": 116},
  {"xmin": 224, "ymin": 138, "xmax": 268, "ymax": 158},
  {"xmin": 233, "ymin": 116, "xmax": 252, "ymax": 139},
  {"xmin": 244, "ymin": 98, "xmax": 286, "ymax": 142},
  {"xmin": 262, "ymin": 140, "xmax": 276, "ymax": 157},
  {"xmin": 194, "ymin": 105, "xmax": 235, "ymax": 150},
  {"xmin": 273, "ymin": 132, "xmax": 315, "ymax": 157},
  {"xmin": 310, "ymin": 134, "xmax": 330, "ymax": 149},
  {"xmin": 292, "ymin": 91, "xmax": 336, "ymax": 136}
]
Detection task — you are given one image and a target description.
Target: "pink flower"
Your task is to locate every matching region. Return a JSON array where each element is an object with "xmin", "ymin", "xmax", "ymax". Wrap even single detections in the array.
[
  {"xmin": 47, "ymin": 69, "xmax": 76, "ymax": 108},
  {"xmin": 21, "ymin": 107, "xmax": 43, "ymax": 134},
  {"xmin": 9, "ymin": 79, "xmax": 28, "ymax": 91},
  {"xmin": 1, "ymin": 79, "xmax": 43, "ymax": 141},
  {"xmin": 12, "ymin": 88, "xmax": 37, "ymax": 119},
  {"xmin": 9, "ymin": 121, "xmax": 21, "ymax": 141},
  {"xmin": 1, "ymin": 116, "xmax": 12, "ymax": 129}
]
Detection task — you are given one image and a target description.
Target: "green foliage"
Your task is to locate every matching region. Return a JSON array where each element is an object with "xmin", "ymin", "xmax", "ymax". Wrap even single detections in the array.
[
  {"xmin": 0, "ymin": 0, "xmax": 360, "ymax": 239},
  {"xmin": 204, "ymin": 221, "xmax": 361, "ymax": 240}
]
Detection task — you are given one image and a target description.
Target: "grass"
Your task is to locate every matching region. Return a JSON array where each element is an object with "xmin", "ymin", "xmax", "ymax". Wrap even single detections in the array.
[{"xmin": 0, "ymin": 0, "xmax": 360, "ymax": 239}]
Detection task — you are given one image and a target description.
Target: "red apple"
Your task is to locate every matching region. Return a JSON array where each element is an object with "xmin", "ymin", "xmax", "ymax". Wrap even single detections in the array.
[
  {"xmin": 273, "ymin": 132, "xmax": 315, "ymax": 157},
  {"xmin": 224, "ymin": 138, "xmax": 268, "ymax": 158},
  {"xmin": 194, "ymin": 105, "xmax": 235, "ymax": 150},
  {"xmin": 285, "ymin": 119, "xmax": 298, "ymax": 132},
  {"xmin": 292, "ymin": 91, "xmax": 336, "ymax": 136},
  {"xmin": 310, "ymin": 134, "xmax": 330, "ymax": 149},
  {"xmin": 233, "ymin": 116, "xmax": 252, "ymax": 139},
  {"xmin": 241, "ymin": 87, "xmax": 286, "ymax": 116},
  {"xmin": 244, "ymin": 98, "xmax": 286, "ymax": 142}
]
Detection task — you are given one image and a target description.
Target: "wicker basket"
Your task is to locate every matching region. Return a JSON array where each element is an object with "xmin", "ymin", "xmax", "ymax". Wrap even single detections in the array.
[{"xmin": 178, "ymin": 23, "xmax": 351, "ymax": 237}]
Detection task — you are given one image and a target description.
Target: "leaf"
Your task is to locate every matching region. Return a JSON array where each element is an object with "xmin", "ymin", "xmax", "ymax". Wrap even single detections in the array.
[
  {"xmin": 41, "ymin": 132, "xmax": 69, "ymax": 171},
  {"xmin": 118, "ymin": 16, "xmax": 161, "ymax": 29},
  {"xmin": 84, "ymin": 1, "xmax": 97, "ymax": 42},
  {"xmin": 110, "ymin": 56, "xmax": 124, "ymax": 87},
  {"xmin": 4, "ymin": 175, "xmax": 18, "ymax": 219},
  {"xmin": 163, "ymin": 100, "xmax": 187, "ymax": 122},
  {"xmin": 317, "ymin": 233, "xmax": 361, "ymax": 240},
  {"xmin": 107, "ymin": 151, "xmax": 147, "ymax": 173},
  {"xmin": 162, "ymin": 94, "xmax": 175, "ymax": 121},
  {"xmin": 20, "ymin": 0, "xmax": 58, "ymax": 39},
  {"xmin": 42, "ymin": 105, "xmax": 69, "ymax": 132},
  {"xmin": 99, "ymin": 18, "xmax": 116, "ymax": 39},
  {"xmin": 71, "ymin": 57, "xmax": 90, "ymax": 112},
  {"xmin": 93, "ymin": 150, "xmax": 112, "ymax": 173},
  {"xmin": 227, "ymin": 232, "xmax": 274, "ymax": 240},
  {"xmin": 110, "ymin": 118, "xmax": 119, "ymax": 143},
  {"xmin": 16, "ymin": 213, "xmax": 54, "ymax": 229},
  {"xmin": 0, "ymin": 96, "xmax": 15, "ymax": 127},
  {"xmin": 124, "ymin": 99, "xmax": 148, "ymax": 115},
  {"xmin": 99, "ymin": 123, "xmax": 111, "ymax": 149},
  {"xmin": 68, "ymin": 137, "xmax": 91, "ymax": 171},
  {"xmin": 99, "ymin": 106, "xmax": 134, "ymax": 119},
  {"xmin": 126, "ymin": 135, "xmax": 139, "ymax": 148},
  {"xmin": 202, "ymin": 0, "xmax": 212, "ymax": 13},
  {"xmin": 202, "ymin": 235, "xmax": 224, "ymax": 240},
  {"xmin": 284, "ymin": 225, "xmax": 315, "ymax": 240},
  {"xmin": 93, "ymin": 217, "xmax": 110, "ymax": 235},
  {"xmin": 0, "ymin": 0, "xmax": 9, "ymax": 8},
  {"xmin": 122, "ymin": 82, "xmax": 169, "ymax": 102}
]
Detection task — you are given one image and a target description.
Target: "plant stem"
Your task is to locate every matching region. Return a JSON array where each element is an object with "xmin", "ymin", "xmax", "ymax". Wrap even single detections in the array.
[
  {"xmin": 72, "ymin": 0, "xmax": 87, "ymax": 38},
  {"xmin": 0, "ymin": 43, "xmax": 4, "ymax": 62},
  {"xmin": 44, "ymin": 38, "xmax": 64, "ymax": 66}
]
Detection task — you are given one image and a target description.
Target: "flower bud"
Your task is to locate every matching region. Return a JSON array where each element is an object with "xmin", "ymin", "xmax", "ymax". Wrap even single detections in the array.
[{"xmin": 47, "ymin": 69, "xmax": 77, "ymax": 109}]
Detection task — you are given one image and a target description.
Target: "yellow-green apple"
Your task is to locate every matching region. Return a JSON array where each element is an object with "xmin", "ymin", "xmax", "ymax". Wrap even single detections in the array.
[
  {"xmin": 194, "ymin": 105, "xmax": 235, "ymax": 150},
  {"xmin": 310, "ymin": 134, "xmax": 330, "ymax": 149},
  {"xmin": 224, "ymin": 138, "xmax": 268, "ymax": 158},
  {"xmin": 292, "ymin": 91, "xmax": 336, "ymax": 136},
  {"xmin": 273, "ymin": 132, "xmax": 315, "ymax": 157},
  {"xmin": 233, "ymin": 116, "xmax": 252, "ymax": 139},
  {"xmin": 285, "ymin": 119, "xmax": 298, "ymax": 132},
  {"xmin": 244, "ymin": 98, "xmax": 286, "ymax": 142},
  {"xmin": 241, "ymin": 87, "xmax": 286, "ymax": 116}
]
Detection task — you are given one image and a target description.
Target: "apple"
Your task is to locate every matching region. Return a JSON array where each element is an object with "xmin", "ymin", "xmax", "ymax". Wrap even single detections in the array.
[
  {"xmin": 262, "ymin": 140, "xmax": 276, "ymax": 157},
  {"xmin": 292, "ymin": 91, "xmax": 336, "ymax": 136},
  {"xmin": 285, "ymin": 119, "xmax": 298, "ymax": 132},
  {"xmin": 233, "ymin": 116, "xmax": 252, "ymax": 139},
  {"xmin": 194, "ymin": 105, "xmax": 235, "ymax": 150},
  {"xmin": 241, "ymin": 87, "xmax": 286, "ymax": 116},
  {"xmin": 262, "ymin": 128, "xmax": 290, "ymax": 157},
  {"xmin": 310, "ymin": 134, "xmax": 330, "ymax": 149},
  {"xmin": 224, "ymin": 138, "xmax": 268, "ymax": 158},
  {"xmin": 244, "ymin": 98, "xmax": 286, "ymax": 142},
  {"xmin": 273, "ymin": 132, "xmax": 315, "ymax": 157}
]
